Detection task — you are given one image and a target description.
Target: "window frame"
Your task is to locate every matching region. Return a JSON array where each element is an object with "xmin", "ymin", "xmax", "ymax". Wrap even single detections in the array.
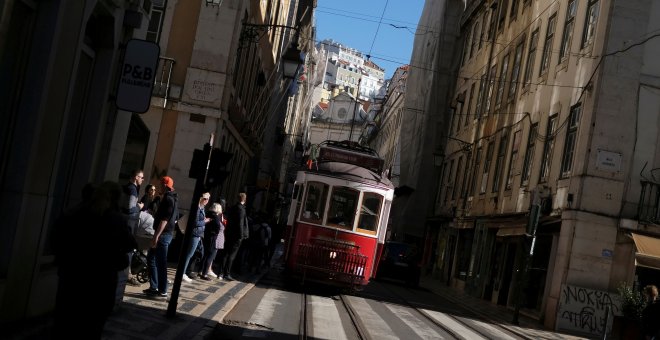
[
  {"xmin": 505, "ymin": 130, "xmax": 522, "ymax": 190},
  {"xmin": 299, "ymin": 181, "xmax": 330, "ymax": 225},
  {"xmin": 581, "ymin": 0, "xmax": 600, "ymax": 49},
  {"xmin": 326, "ymin": 185, "xmax": 361, "ymax": 231},
  {"xmin": 509, "ymin": 39, "xmax": 525, "ymax": 102},
  {"xmin": 356, "ymin": 192, "xmax": 384, "ymax": 236},
  {"xmin": 539, "ymin": 115, "xmax": 558, "ymax": 182},
  {"xmin": 540, "ymin": 14, "xmax": 557, "ymax": 76},
  {"xmin": 496, "ymin": 52, "xmax": 510, "ymax": 108},
  {"xmin": 492, "ymin": 130, "xmax": 509, "ymax": 193},
  {"xmin": 523, "ymin": 28, "xmax": 539, "ymax": 86},
  {"xmin": 560, "ymin": 104, "xmax": 581, "ymax": 177},
  {"xmin": 521, "ymin": 123, "xmax": 539, "ymax": 183},
  {"xmin": 559, "ymin": 0, "xmax": 577, "ymax": 63}
]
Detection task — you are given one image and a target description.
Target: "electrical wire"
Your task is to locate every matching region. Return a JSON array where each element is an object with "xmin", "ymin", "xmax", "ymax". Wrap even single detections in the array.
[{"xmin": 367, "ymin": 0, "xmax": 390, "ymax": 61}]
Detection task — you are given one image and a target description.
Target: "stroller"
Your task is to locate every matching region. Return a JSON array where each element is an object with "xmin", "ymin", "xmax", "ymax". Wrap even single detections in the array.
[{"xmin": 130, "ymin": 249, "xmax": 149, "ymax": 283}]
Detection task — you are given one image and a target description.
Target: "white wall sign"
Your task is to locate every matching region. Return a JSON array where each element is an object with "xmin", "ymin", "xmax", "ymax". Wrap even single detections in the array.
[
  {"xmin": 116, "ymin": 39, "xmax": 160, "ymax": 113},
  {"xmin": 596, "ymin": 149, "xmax": 622, "ymax": 172}
]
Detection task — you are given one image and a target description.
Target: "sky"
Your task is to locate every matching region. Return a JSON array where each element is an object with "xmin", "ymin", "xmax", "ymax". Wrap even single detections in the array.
[{"xmin": 314, "ymin": 0, "xmax": 426, "ymax": 79}]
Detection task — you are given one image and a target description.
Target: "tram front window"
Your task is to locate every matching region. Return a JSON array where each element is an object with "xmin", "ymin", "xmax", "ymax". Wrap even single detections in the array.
[
  {"xmin": 357, "ymin": 192, "xmax": 383, "ymax": 235},
  {"xmin": 327, "ymin": 186, "xmax": 359, "ymax": 230},
  {"xmin": 301, "ymin": 181, "xmax": 328, "ymax": 224}
]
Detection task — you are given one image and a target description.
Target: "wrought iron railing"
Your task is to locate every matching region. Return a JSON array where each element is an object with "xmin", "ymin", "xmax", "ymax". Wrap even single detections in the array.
[
  {"xmin": 638, "ymin": 180, "xmax": 660, "ymax": 223},
  {"xmin": 152, "ymin": 56, "xmax": 175, "ymax": 108}
]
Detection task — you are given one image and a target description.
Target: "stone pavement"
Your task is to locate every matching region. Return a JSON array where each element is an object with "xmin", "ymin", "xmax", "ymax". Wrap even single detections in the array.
[
  {"xmin": 419, "ymin": 275, "xmax": 590, "ymax": 340},
  {"xmin": 103, "ymin": 266, "xmax": 261, "ymax": 339}
]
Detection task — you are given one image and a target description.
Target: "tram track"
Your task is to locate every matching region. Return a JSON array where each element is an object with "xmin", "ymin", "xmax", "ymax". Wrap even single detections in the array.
[{"xmin": 361, "ymin": 281, "xmax": 527, "ymax": 340}]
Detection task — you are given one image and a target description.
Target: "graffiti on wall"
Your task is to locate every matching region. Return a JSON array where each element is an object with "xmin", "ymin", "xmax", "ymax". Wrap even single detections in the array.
[{"xmin": 556, "ymin": 284, "xmax": 621, "ymax": 336}]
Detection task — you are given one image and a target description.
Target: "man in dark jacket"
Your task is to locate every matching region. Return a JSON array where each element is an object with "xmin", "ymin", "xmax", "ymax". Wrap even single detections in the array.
[
  {"xmin": 143, "ymin": 176, "xmax": 178, "ymax": 298},
  {"xmin": 219, "ymin": 192, "xmax": 249, "ymax": 280}
]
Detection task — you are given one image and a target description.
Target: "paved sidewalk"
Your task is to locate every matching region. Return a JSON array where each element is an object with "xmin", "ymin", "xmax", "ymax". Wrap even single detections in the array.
[
  {"xmin": 419, "ymin": 275, "xmax": 590, "ymax": 340},
  {"xmin": 103, "ymin": 266, "xmax": 261, "ymax": 339}
]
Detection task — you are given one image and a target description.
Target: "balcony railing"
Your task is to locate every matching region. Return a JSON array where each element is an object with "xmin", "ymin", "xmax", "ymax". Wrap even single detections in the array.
[
  {"xmin": 152, "ymin": 56, "xmax": 175, "ymax": 108},
  {"xmin": 639, "ymin": 181, "xmax": 660, "ymax": 223}
]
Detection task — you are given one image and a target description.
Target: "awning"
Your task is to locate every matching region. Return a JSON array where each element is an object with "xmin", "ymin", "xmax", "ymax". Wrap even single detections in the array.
[
  {"xmin": 631, "ymin": 233, "xmax": 660, "ymax": 270},
  {"xmin": 496, "ymin": 226, "xmax": 526, "ymax": 237}
]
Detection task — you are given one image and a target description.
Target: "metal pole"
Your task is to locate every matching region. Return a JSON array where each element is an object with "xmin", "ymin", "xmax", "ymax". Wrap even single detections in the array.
[{"xmin": 167, "ymin": 134, "xmax": 214, "ymax": 317}]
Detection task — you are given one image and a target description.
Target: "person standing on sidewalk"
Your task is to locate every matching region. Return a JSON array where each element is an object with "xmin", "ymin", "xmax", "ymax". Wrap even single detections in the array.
[
  {"xmin": 220, "ymin": 193, "xmax": 249, "ymax": 280},
  {"xmin": 642, "ymin": 284, "xmax": 660, "ymax": 340},
  {"xmin": 122, "ymin": 169, "xmax": 144, "ymax": 287},
  {"xmin": 181, "ymin": 192, "xmax": 211, "ymax": 282},
  {"xmin": 144, "ymin": 176, "xmax": 179, "ymax": 298},
  {"xmin": 200, "ymin": 202, "xmax": 225, "ymax": 280},
  {"xmin": 54, "ymin": 181, "xmax": 136, "ymax": 338}
]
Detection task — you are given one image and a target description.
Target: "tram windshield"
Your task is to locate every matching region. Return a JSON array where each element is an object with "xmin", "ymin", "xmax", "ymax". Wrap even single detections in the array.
[
  {"xmin": 301, "ymin": 181, "xmax": 328, "ymax": 224},
  {"xmin": 327, "ymin": 186, "xmax": 359, "ymax": 230}
]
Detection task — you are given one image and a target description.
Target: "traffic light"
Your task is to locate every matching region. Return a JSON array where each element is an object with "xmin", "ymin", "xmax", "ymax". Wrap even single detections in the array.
[
  {"xmin": 206, "ymin": 148, "xmax": 233, "ymax": 188},
  {"xmin": 188, "ymin": 143, "xmax": 211, "ymax": 179}
]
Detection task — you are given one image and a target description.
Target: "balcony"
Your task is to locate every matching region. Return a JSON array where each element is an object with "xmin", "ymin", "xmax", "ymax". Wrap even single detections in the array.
[
  {"xmin": 152, "ymin": 56, "xmax": 176, "ymax": 107},
  {"xmin": 638, "ymin": 181, "xmax": 660, "ymax": 223}
]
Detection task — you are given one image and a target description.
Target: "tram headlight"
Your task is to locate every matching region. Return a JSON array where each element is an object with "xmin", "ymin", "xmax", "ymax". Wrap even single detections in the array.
[{"xmin": 329, "ymin": 251, "xmax": 337, "ymax": 259}]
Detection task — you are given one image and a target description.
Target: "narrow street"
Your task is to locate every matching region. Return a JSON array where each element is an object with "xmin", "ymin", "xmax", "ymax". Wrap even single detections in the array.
[{"xmin": 211, "ymin": 263, "xmax": 562, "ymax": 340}]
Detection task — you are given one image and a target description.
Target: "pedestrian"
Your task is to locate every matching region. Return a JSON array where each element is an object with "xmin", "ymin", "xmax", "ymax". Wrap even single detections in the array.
[
  {"xmin": 140, "ymin": 183, "xmax": 160, "ymax": 213},
  {"xmin": 53, "ymin": 181, "xmax": 136, "ymax": 339},
  {"xmin": 219, "ymin": 192, "xmax": 249, "ymax": 280},
  {"xmin": 181, "ymin": 192, "xmax": 211, "ymax": 282},
  {"xmin": 200, "ymin": 202, "xmax": 225, "ymax": 280},
  {"xmin": 249, "ymin": 216, "xmax": 271, "ymax": 274},
  {"xmin": 122, "ymin": 169, "xmax": 144, "ymax": 286},
  {"xmin": 143, "ymin": 176, "xmax": 179, "ymax": 298},
  {"xmin": 642, "ymin": 284, "xmax": 660, "ymax": 340}
]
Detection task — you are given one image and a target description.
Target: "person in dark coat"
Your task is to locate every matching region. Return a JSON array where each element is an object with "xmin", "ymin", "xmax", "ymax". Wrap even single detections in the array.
[
  {"xmin": 54, "ymin": 181, "xmax": 136, "ymax": 339},
  {"xmin": 200, "ymin": 202, "xmax": 224, "ymax": 280},
  {"xmin": 642, "ymin": 284, "xmax": 660, "ymax": 340},
  {"xmin": 219, "ymin": 193, "xmax": 249, "ymax": 280}
]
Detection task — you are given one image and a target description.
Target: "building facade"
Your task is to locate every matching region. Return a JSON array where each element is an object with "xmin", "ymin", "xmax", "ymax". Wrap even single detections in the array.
[{"xmin": 430, "ymin": 0, "xmax": 660, "ymax": 335}]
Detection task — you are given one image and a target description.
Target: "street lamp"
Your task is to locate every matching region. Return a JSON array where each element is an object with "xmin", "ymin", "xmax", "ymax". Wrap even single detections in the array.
[
  {"xmin": 433, "ymin": 152, "xmax": 444, "ymax": 167},
  {"xmin": 282, "ymin": 45, "xmax": 304, "ymax": 79}
]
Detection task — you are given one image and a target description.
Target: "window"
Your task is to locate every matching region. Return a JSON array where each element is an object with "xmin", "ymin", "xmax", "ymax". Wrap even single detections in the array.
[
  {"xmin": 479, "ymin": 12, "xmax": 488, "ymax": 50},
  {"xmin": 461, "ymin": 152, "xmax": 472, "ymax": 198},
  {"xmin": 498, "ymin": 0, "xmax": 509, "ymax": 30},
  {"xmin": 146, "ymin": 4, "xmax": 164, "ymax": 43},
  {"xmin": 471, "ymin": 21, "xmax": 481, "ymax": 59},
  {"xmin": 357, "ymin": 192, "xmax": 383, "ymax": 235},
  {"xmin": 453, "ymin": 157, "xmax": 464, "ymax": 200},
  {"xmin": 560, "ymin": 104, "xmax": 581, "ymax": 176},
  {"xmin": 475, "ymin": 73, "xmax": 487, "ymax": 118},
  {"xmin": 559, "ymin": 0, "xmax": 577, "ymax": 62},
  {"xmin": 456, "ymin": 90, "xmax": 466, "ymax": 132},
  {"xmin": 492, "ymin": 131, "xmax": 509, "ymax": 192},
  {"xmin": 496, "ymin": 53, "xmax": 510, "ymax": 107},
  {"xmin": 523, "ymin": 29, "xmax": 539, "ymax": 86},
  {"xmin": 484, "ymin": 64, "xmax": 496, "ymax": 114},
  {"xmin": 539, "ymin": 115, "xmax": 558, "ymax": 182},
  {"xmin": 540, "ymin": 14, "xmax": 557, "ymax": 75},
  {"xmin": 481, "ymin": 142, "xmax": 494, "ymax": 194},
  {"xmin": 582, "ymin": 0, "xmax": 600, "ymax": 48},
  {"xmin": 327, "ymin": 186, "xmax": 359, "ymax": 230},
  {"xmin": 444, "ymin": 160, "xmax": 455, "ymax": 203},
  {"xmin": 509, "ymin": 40, "xmax": 525, "ymax": 101},
  {"xmin": 467, "ymin": 83, "xmax": 476, "ymax": 124},
  {"xmin": 521, "ymin": 123, "xmax": 538, "ymax": 183},
  {"xmin": 510, "ymin": 0, "xmax": 519, "ymax": 21},
  {"xmin": 506, "ymin": 130, "xmax": 521, "ymax": 190},
  {"xmin": 301, "ymin": 182, "xmax": 329, "ymax": 224},
  {"xmin": 463, "ymin": 28, "xmax": 472, "ymax": 65},
  {"xmin": 469, "ymin": 148, "xmax": 482, "ymax": 196}
]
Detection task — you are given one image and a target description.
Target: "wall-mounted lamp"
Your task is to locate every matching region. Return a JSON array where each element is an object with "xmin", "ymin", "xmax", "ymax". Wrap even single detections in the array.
[
  {"xmin": 282, "ymin": 45, "xmax": 304, "ymax": 79},
  {"xmin": 205, "ymin": 0, "xmax": 223, "ymax": 6},
  {"xmin": 433, "ymin": 152, "xmax": 444, "ymax": 167}
]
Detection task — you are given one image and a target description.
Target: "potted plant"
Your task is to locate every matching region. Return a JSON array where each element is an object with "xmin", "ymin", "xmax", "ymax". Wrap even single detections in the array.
[{"xmin": 612, "ymin": 282, "xmax": 645, "ymax": 339}]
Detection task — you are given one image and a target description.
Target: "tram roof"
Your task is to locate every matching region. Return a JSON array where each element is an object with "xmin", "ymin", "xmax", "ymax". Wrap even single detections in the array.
[{"xmin": 303, "ymin": 161, "xmax": 394, "ymax": 190}]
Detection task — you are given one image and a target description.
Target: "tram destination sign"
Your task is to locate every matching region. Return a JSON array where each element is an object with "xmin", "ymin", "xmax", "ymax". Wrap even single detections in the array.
[{"xmin": 319, "ymin": 147, "xmax": 384, "ymax": 174}]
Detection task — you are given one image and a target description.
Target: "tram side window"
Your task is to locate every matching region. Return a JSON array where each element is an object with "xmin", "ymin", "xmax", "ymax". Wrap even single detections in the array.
[
  {"xmin": 327, "ymin": 186, "xmax": 359, "ymax": 230},
  {"xmin": 357, "ymin": 192, "xmax": 383, "ymax": 235},
  {"xmin": 301, "ymin": 182, "xmax": 328, "ymax": 224}
]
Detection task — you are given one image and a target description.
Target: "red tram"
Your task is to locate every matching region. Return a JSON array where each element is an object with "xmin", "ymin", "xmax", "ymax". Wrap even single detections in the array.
[{"xmin": 283, "ymin": 141, "xmax": 394, "ymax": 289}]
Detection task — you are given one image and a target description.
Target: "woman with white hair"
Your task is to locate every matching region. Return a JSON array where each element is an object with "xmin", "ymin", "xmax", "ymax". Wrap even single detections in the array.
[{"xmin": 200, "ymin": 202, "xmax": 225, "ymax": 280}]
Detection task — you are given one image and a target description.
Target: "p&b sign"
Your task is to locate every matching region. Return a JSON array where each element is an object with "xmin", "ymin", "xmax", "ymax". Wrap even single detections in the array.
[{"xmin": 116, "ymin": 39, "xmax": 160, "ymax": 113}]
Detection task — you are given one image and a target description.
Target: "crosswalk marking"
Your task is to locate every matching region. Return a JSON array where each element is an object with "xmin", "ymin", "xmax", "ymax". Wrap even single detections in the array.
[
  {"xmin": 461, "ymin": 317, "xmax": 518, "ymax": 340},
  {"xmin": 346, "ymin": 296, "xmax": 399, "ymax": 340},
  {"xmin": 384, "ymin": 303, "xmax": 447, "ymax": 339},
  {"xmin": 422, "ymin": 309, "xmax": 488, "ymax": 340},
  {"xmin": 242, "ymin": 289, "xmax": 288, "ymax": 338},
  {"xmin": 309, "ymin": 296, "xmax": 350, "ymax": 340}
]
